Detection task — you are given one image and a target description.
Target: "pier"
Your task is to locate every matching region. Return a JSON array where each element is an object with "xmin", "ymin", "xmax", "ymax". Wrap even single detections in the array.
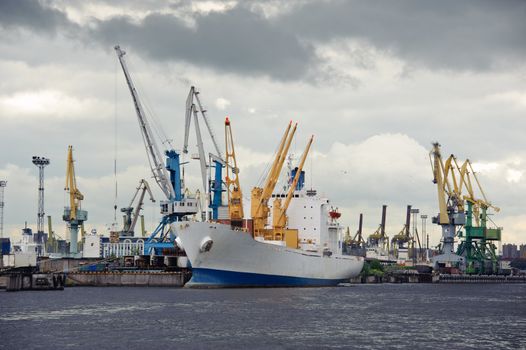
[
  {"xmin": 66, "ymin": 271, "xmax": 190, "ymax": 287},
  {"xmin": 2, "ymin": 271, "xmax": 65, "ymax": 291}
]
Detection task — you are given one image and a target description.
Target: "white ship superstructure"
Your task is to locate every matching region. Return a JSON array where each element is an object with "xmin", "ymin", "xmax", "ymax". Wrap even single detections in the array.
[{"xmin": 268, "ymin": 189, "xmax": 340, "ymax": 254}]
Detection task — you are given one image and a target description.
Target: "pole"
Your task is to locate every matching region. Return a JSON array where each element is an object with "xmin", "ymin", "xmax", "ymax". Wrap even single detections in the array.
[
  {"xmin": 421, "ymin": 214, "xmax": 428, "ymax": 261},
  {"xmin": 0, "ymin": 180, "xmax": 6, "ymax": 238}
]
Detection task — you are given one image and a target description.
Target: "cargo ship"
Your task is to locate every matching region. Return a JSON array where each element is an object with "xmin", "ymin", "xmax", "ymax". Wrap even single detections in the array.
[
  {"xmin": 175, "ymin": 120, "xmax": 363, "ymax": 287},
  {"xmin": 175, "ymin": 172, "xmax": 364, "ymax": 287}
]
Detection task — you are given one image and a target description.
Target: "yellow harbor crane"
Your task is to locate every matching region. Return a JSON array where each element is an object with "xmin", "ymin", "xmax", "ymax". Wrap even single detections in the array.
[
  {"xmin": 224, "ymin": 117, "xmax": 244, "ymax": 228},
  {"xmin": 429, "ymin": 143, "xmax": 465, "ymax": 267},
  {"xmin": 251, "ymin": 121, "xmax": 297, "ymax": 238},
  {"xmin": 271, "ymin": 135, "xmax": 314, "ymax": 247},
  {"xmin": 63, "ymin": 145, "xmax": 87, "ymax": 255}
]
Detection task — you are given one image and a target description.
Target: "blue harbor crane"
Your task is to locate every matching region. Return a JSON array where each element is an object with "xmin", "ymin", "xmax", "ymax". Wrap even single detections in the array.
[
  {"xmin": 115, "ymin": 45, "xmax": 199, "ymax": 256},
  {"xmin": 183, "ymin": 86, "xmax": 225, "ymax": 221}
]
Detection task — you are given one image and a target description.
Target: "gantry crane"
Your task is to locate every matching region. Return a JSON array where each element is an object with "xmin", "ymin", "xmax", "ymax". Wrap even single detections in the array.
[
  {"xmin": 429, "ymin": 142, "xmax": 466, "ymax": 269},
  {"xmin": 271, "ymin": 135, "xmax": 314, "ymax": 247},
  {"xmin": 63, "ymin": 146, "xmax": 88, "ymax": 255},
  {"xmin": 224, "ymin": 117, "xmax": 244, "ymax": 228},
  {"xmin": 251, "ymin": 122, "xmax": 297, "ymax": 238},
  {"xmin": 183, "ymin": 86, "xmax": 225, "ymax": 221},
  {"xmin": 115, "ymin": 45, "xmax": 198, "ymax": 255},
  {"xmin": 120, "ymin": 179, "xmax": 155, "ymax": 237},
  {"xmin": 455, "ymin": 158, "xmax": 502, "ymax": 274}
]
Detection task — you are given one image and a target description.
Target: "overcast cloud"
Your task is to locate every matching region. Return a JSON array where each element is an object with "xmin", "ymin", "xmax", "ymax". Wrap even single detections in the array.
[{"xmin": 1, "ymin": 0, "xmax": 525, "ymax": 246}]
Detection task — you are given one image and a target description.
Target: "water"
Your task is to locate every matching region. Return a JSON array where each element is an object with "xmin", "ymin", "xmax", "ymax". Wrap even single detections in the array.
[{"xmin": 1, "ymin": 284, "xmax": 525, "ymax": 349}]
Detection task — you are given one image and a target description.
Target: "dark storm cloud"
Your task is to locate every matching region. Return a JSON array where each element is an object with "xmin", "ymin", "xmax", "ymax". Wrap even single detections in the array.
[
  {"xmin": 1, "ymin": 0, "xmax": 525, "ymax": 78},
  {"xmin": 90, "ymin": 7, "xmax": 316, "ymax": 80},
  {"xmin": 0, "ymin": 0, "xmax": 71, "ymax": 33},
  {"xmin": 278, "ymin": 0, "xmax": 526, "ymax": 71}
]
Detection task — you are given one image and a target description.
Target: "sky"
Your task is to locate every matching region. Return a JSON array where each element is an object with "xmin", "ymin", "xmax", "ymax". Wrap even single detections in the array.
[{"xmin": 0, "ymin": 0, "xmax": 525, "ymax": 247}]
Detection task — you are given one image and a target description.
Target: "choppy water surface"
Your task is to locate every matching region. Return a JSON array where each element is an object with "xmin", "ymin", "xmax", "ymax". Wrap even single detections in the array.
[{"xmin": 1, "ymin": 284, "xmax": 525, "ymax": 349}]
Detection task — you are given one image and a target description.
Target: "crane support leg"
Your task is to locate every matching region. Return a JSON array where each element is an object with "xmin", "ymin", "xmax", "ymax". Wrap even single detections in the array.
[{"xmin": 210, "ymin": 160, "xmax": 223, "ymax": 220}]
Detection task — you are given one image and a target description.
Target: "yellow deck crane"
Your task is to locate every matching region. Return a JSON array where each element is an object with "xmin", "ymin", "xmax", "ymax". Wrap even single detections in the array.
[
  {"xmin": 429, "ymin": 142, "xmax": 466, "ymax": 268},
  {"xmin": 224, "ymin": 117, "xmax": 244, "ymax": 228},
  {"xmin": 63, "ymin": 145, "xmax": 88, "ymax": 255},
  {"xmin": 271, "ymin": 135, "xmax": 314, "ymax": 247},
  {"xmin": 251, "ymin": 121, "xmax": 297, "ymax": 238}
]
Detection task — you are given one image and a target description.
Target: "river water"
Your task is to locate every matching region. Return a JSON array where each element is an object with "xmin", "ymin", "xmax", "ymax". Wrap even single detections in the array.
[{"xmin": 1, "ymin": 284, "xmax": 525, "ymax": 349}]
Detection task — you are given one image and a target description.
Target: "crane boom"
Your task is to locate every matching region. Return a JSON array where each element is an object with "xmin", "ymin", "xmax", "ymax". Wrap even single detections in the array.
[
  {"xmin": 225, "ymin": 117, "xmax": 244, "ymax": 224},
  {"xmin": 430, "ymin": 142, "xmax": 449, "ymax": 225},
  {"xmin": 262, "ymin": 122, "xmax": 296, "ymax": 201},
  {"xmin": 193, "ymin": 105, "xmax": 208, "ymax": 196},
  {"xmin": 183, "ymin": 86, "xmax": 222, "ymax": 158},
  {"xmin": 65, "ymin": 145, "xmax": 84, "ymax": 221},
  {"xmin": 251, "ymin": 122, "xmax": 297, "ymax": 237},
  {"xmin": 193, "ymin": 89, "xmax": 222, "ymax": 158},
  {"xmin": 63, "ymin": 145, "xmax": 87, "ymax": 255},
  {"xmin": 121, "ymin": 179, "xmax": 155, "ymax": 235},
  {"xmin": 183, "ymin": 87, "xmax": 194, "ymax": 155},
  {"xmin": 114, "ymin": 45, "xmax": 175, "ymax": 200},
  {"xmin": 278, "ymin": 135, "xmax": 314, "ymax": 219},
  {"xmin": 272, "ymin": 135, "xmax": 314, "ymax": 230}
]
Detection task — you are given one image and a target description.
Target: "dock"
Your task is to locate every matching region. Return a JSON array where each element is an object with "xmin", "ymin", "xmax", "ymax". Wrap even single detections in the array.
[
  {"xmin": 2, "ymin": 271, "xmax": 65, "ymax": 291},
  {"xmin": 66, "ymin": 271, "xmax": 190, "ymax": 287},
  {"xmin": 435, "ymin": 274, "xmax": 526, "ymax": 283}
]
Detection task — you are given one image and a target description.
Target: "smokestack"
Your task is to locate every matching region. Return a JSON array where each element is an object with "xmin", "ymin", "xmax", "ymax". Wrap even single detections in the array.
[
  {"xmin": 406, "ymin": 205, "xmax": 412, "ymax": 236},
  {"xmin": 358, "ymin": 213, "xmax": 363, "ymax": 235},
  {"xmin": 381, "ymin": 205, "xmax": 387, "ymax": 235}
]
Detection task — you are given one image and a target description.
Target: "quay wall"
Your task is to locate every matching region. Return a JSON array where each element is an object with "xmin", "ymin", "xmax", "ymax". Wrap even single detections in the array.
[{"xmin": 66, "ymin": 271, "xmax": 189, "ymax": 287}]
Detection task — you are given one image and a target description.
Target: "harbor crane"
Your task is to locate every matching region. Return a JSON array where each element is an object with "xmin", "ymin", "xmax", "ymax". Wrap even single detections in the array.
[
  {"xmin": 343, "ymin": 213, "xmax": 366, "ymax": 256},
  {"xmin": 271, "ymin": 135, "xmax": 313, "ymax": 247},
  {"xmin": 251, "ymin": 121, "xmax": 297, "ymax": 238},
  {"xmin": 455, "ymin": 158, "xmax": 502, "ymax": 273},
  {"xmin": 183, "ymin": 86, "xmax": 225, "ymax": 221},
  {"xmin": 115, "ymin": 45, "xmax": 198, "ymax": 255},
  {"xmin": 429, "ymin": 142, "xmax": 466, "ymax": 269},
  {"xmin": 391, "ymin": 205, "xmax": 412, "ymax": 257},
  {"xmin": 224, "ymin": 117, "xmax": 244, "ymax": 227},
  {"xmin": 46, "ymin": 215, "xmax": 58, "ymax": 253},
  {"xmin": 367, "ymin": 205, "xmax": 389, "ymax": 253},
  {"xmin": 63, "ymin": 146, "xmax": 87, "ymax": 255},
  {"xmin": 120, "ymin": 179, "xmax": 155, "ymax": 237}
]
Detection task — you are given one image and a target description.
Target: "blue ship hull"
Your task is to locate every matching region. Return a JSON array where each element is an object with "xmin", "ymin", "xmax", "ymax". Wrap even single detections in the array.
[{"xmin": 187, "ymin": 268, "xmax": 348, "ymax": 288}]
